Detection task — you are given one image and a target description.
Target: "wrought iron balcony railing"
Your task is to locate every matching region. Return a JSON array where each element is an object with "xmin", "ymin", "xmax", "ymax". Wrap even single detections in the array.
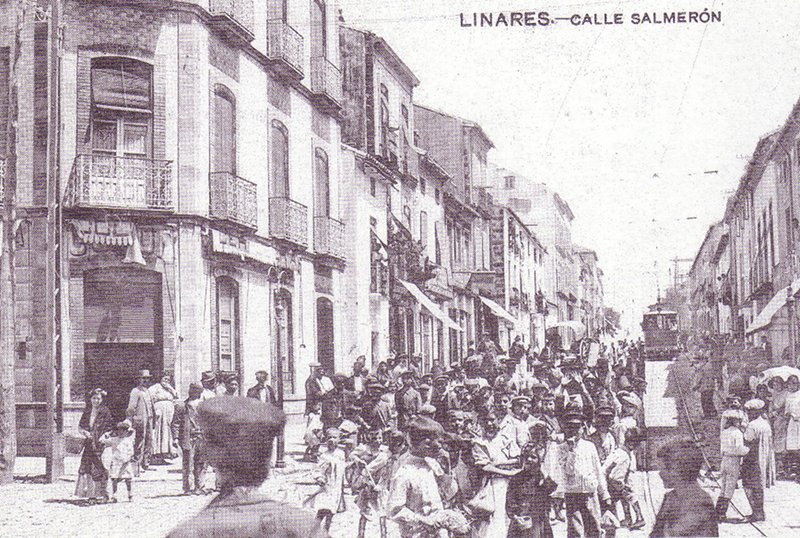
[
  {"xmin": 266, "ymin": 19, "xmax": 304, "ymax": 78},
  {"xmin": 314, "ymin": 216, "xmax": 345, "ymax": 259},
  {"xmin": 208, "ymin": 0, "xmax": 255, "ymax": 41},
  {"xmin": 270, "ymin": 197, "xmax": 308, "ymax": 248},
  {"xmin": 310, "ymin": 56, "xmax": 342, "ymax": 107},
  {"xmin": 64, "ymin": 154, "xmax": 173, "ymax": 211},
  {"xmin": 209, "ymin": 171, "xmax": 258, "ymax": 229}
]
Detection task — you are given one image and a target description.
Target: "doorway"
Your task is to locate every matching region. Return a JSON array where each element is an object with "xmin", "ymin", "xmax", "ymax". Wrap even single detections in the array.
[{"xmin": 316, "ymin": 297, "xmax": 335, "ymax": 375}]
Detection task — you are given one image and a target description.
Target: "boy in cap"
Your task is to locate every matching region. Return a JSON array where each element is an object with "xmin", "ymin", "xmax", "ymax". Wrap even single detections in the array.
[
  {"xmin": 387, "ymin": 416, "xmax": 446, "ymax": 537},
  {"xmin": 717, "ymin": 409, "xmax": 749, "ymax": 520},
  {"xmin": 651, "ymin": 439, "xmax": 718, "ymax": 537},
  {"xmin": 588, "ymin": 404, "xmax": 617, "ymax": 464},
  {"xmin": 741, "ymin": 398, "xmax": 774, "ymax": 522},
  {"xmin": 167, "ymin": 396, "xmax": 327, "ymax": 537}
]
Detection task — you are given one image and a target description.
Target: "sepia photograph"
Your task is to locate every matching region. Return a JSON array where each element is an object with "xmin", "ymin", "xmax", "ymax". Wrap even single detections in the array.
[{"xmin": 0, "ymin": 0, "xmax": 799, "ymax": 536}]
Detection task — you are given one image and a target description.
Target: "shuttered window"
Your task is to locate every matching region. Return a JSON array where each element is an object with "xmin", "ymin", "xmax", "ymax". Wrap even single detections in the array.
[
  {"xmin": 91, "ymin": 57, "xmax": 152, "ymax": 112},
  {"xmin": 212, "ymin": 86, "xmax": 236, "ymax": 174},
  {"xmin": 314, "ymin": 148, "xmax": 329, "ymax": 217},
  {"xmin": 271, "ymin": 120, "xmax": 289, "ymax": 198},
  {"xmin": 217, "ymin": 278, "xmax": 238, "ymax": 372},
  {"xmin": 310, "ymin": 0, "xmax": 327, "ymax": 58},
  {"xmin": 83, "ymin": 268, "xmax": 161, "ymax": 343}
]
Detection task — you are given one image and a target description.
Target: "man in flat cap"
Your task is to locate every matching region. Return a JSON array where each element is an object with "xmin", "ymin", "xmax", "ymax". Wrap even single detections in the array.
[
  {"xmin": 396, "ymin": 371, "xmax": 422, "ymax": 431},
  {"xmin": 741, "ymin": 398, "xmax": 774, "ymax": 522},
  {"xmin": 500, "ymin": 395, "xmax": 532, "ymax": 460},
  {"xmin": 387, "ymin": 416, "xmax": 446, "ymax": 537},
  {"xmin": 247, "ymin": 370, "xmax": 276, "ymax": 405},
  {"xmin": 168, "ymin": 396, "xmax": 328, "ymax": 538}
]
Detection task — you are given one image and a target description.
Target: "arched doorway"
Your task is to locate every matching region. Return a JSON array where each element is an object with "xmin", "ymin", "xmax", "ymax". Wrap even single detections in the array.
[
  {"xmin": 82, "ymin": 266, "xmax": 163, "ymax": 421},
  {"xmin": 316, "ymin": 297, "xmax": 335, "ymax": 375}
]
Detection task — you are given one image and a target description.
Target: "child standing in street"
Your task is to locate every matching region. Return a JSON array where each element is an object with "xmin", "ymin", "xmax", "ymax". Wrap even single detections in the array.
[
  {"xmin": 304, "ymin": 427, "xmax": 348, "ymax": 531},
  {"xmin": 99, "ymin": 419, "xmax": 136, "ymax": 502},
  {"xmin": 603, "ymin": 427, "xmax": 645, "ymax": 529}
]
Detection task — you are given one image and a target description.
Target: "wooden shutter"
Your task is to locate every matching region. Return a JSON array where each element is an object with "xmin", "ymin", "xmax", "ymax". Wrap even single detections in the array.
[
  {"xmin": 213, "ymin": 89, "xmax": 236, "ymax": 174},
  {"xmin": 83, "ymin": 268, "xmax": 161, "ymax": 343}
]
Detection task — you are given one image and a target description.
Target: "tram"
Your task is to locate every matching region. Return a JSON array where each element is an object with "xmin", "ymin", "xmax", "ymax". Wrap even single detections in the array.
[{"xmin": 641, "ymin": 309, "xmax": 679, "ymax": 360}]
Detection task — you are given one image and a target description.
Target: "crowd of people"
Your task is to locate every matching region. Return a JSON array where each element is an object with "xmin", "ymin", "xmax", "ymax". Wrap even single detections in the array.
[{"xmin": 297, "ymin": 334, "xmax": 709, "ymax": 538}]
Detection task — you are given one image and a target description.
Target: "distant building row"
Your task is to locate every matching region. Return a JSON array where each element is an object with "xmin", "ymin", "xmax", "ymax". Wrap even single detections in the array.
[{"xmin": 682, "ymin": 98, "xmax": 800, "ymax": 362}]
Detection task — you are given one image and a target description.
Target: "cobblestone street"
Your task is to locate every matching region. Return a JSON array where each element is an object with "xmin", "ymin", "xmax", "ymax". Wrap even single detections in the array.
[{"xmin": 2, "ymin": 414, "xmax": 799, "ymax": 537}]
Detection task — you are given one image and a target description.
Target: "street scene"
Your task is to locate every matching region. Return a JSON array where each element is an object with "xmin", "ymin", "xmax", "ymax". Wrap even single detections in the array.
[{"xmin": 2, "ymin": 0, "xmax": 800, "ymax": 536}]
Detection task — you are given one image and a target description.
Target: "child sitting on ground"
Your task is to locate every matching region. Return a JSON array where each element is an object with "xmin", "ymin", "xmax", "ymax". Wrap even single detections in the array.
[{"xmin": 99, "ymin": 419, "xmax": 136, "ymax": 502}]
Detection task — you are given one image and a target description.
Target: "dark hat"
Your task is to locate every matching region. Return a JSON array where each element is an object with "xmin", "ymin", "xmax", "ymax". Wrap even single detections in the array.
[
  {"xmin": 465, "ymin": 355, "xmax": 481, "ymax": 366},
  {"xmin": 530, "ymin": 380, "xmax": 548, "ymax": 391},
  {"xmin": 563, "ymin": 411, "xmax": 584, "ymax": 425},
  {"xmin": 366, "ymin": 380, "xmax": 386, "ymax": 391},
  {"xmin": 138, "ymin": 369, "xmax": 152, "ymax": 379},
  {"xmin": 201, "ymin": 371, "xmax": 216, "ymax": 382},
  {"xmin": 541, "ymin": 392, "xmax": 556, "ymax": 401},
  {"xmin": 188, "ymin": 382, "xmax": 203, "ymax": 395},
  {"xmin": 401, "ymin": 370, "xmax": 415, "ymax": 379},
  {"xmin": 198, "ymin": 396, "xmax": 285, "ymax": 452},
  {"xmin": 434, "ymin": 374, "xmax": 450, "ymax": 383},
  {"xmin": 502, "ymin": 356, "xmax": 518, "ymax": 364},
  {"xmin": 255, "ymin": 370, "xmax": 268, "ymax": 377}
]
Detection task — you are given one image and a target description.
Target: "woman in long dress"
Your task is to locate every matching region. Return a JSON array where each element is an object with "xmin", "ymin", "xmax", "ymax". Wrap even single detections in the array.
[
  {"xmin": 769, "ymin": 376, "xmax": 789, "ymax": 478},
  {"xmin": 783, "ymin": 375, "xmax": 800, "ymax": 478},
  {"xmin": 74, "ymin": 388, "xmax": 114, "ymax": 503},
  {"xmin": 148, "ymin": 373, "xmax": 178, "ymax": 463}
]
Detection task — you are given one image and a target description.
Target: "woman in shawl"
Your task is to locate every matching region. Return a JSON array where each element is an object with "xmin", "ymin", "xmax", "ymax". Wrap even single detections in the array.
[
  {"xmin": 75, "ymin": 388, "xmax": 114, "ymax": 503},
  {"xmin": 148, "ymin": 372, "xmax": 179, "ymax": 463}
]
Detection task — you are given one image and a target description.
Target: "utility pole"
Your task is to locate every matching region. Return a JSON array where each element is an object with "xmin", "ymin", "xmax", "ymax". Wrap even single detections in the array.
[
  {"xmin": 0, "ymin": 0, "xmax": 23, "ymax": 486},
  {"xmin": 44, "ymin": 0, "xmax": 64, "ymax": 481}
]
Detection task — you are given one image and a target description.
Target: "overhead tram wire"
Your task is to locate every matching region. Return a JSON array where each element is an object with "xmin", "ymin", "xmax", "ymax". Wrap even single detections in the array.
[{"xmin": 657, "ymin": 0, "xmax": 716, "ymax": 167}]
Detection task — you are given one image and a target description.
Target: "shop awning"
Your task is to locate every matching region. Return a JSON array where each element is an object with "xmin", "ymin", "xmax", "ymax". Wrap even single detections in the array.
[
  {"xmin": 550, "ymin": 320, "xmax": 587, "ymax": 339},
  {"xmin": 745, "ymin": 277, "xmax": 800, "ymax": 334},
  {"xmin": 399, "ymin": 279, "xmax": 462, "ymax": 331},
  {"xmin": 479, "ymin": 295, "xmax": 517, "ymax": 325}
]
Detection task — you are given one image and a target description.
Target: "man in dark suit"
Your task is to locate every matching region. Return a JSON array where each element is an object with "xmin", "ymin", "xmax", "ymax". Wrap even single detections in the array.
[{"xmin": 246, "ymin": 370, "xmax": 276, "ymax": 405}]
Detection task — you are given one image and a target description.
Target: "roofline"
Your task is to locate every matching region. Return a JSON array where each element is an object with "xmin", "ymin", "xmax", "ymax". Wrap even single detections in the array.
[
  {"xmin": 341, "ymin": 26, "xmax": 420, "ymax": 88},
  {"xmin": 414, "ymin": 103, "xmax": 495, "ymax": 149}
]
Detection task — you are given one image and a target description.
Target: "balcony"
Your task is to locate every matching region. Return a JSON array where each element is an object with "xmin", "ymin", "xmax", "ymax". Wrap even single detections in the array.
[
  {"xmin": 269, "ymin": 197, "xmax": 308, "ymax": 248},
  {"xmin": 209, "ymin": 171, "xmax": 257, "ymax": 230},
  {"xmin": 310, "ymin": 56, "xmax": 342, "ymax": 112},
  {"xmin": 64, "ymin": 154, "xmax": 173, "ymax": 211},
  {"xmin": 208, "ymin": 0, "xmax": 255, "ymax": 43},
  {"xmin": 266, "ymin": 20, "xmax": 304, "ymax": 80},
  {"xmin": 314, "ymin": 216, "xmax": 345, "ymax": 260}
]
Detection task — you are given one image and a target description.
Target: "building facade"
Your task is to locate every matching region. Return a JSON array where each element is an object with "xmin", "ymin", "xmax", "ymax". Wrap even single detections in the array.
[{"xmin": 4, "ymin": 0, "xmax": 346, "ymax": 454}]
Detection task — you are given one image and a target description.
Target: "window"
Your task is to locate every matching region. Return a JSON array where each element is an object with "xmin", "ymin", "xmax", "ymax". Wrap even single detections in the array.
[
  {"xmin": 504, "ymin": 175, "xmax": 515, "ymax": 189},
  {"xmin": 787, "ymin": 207, "xmax": 794, "ymax": 251},
  {"xmin": 780, "ymin": 158, "xmax": 792, "ymax": 183},
  {"xmin": 217, "ymin": 278, "xmax": 239, "ymax": 372},
  {"xmin": 419, "ymin": 177, "xmax": 426, "ymax": 194},
  {"xmin": 435, "ymin": 188, "xmax": 441, "ymax": 204},
  {"xmin": 212, "ymin": 86, "xmax": 236, "ymax": 174},
  {"xmin": 380, "ymin": 90, "xmax": 391, "ymax": 159},
  {"xmin": 314, "ymin": 148, "xmax": 330, "ymax": 217},
  {"xmin": 271, "ymin": 120, "xmax": 289, "ymax": 198},
  {"xmin": 403, "ymin": 205, "xmax": 412, "ymax": 231},
  {"xmin": 268, "ymin": 0, "xmax": 288, "ymax": 21},
  {"xmin": 420, "ymin": 211, "xmax": 428, "ymax": 248},
  {"xmin": 401, "ymin": 104, "xmax": 409, "ymax": 127},
  {"xmin": 370, "ymin": 177, "xmax": 377, "ymax": 197},
  {"xmin": 434, "ymin": 221, "xmax": 443, "ymax": 265},
  {"xmin": 310, "ymin": 0, "xmax": 327, "ymax": 58},
  {"xmin": 90, "ymin": 57, "xmax": 153, "ymax": 158}
]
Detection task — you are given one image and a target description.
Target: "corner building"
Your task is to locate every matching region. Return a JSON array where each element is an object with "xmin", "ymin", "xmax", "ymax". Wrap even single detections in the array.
[{"xmin": 3, "ymin": 0, "xmax": 345, "ymax": 454}]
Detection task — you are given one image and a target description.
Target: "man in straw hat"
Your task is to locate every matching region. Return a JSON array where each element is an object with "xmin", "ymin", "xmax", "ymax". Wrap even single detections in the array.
[
  {"xmin": 127, "ymin": 369, "xmax": 154, "ymax": 473},
  {"xmin": 168, "ymin": 396, "xmax": 327, "ymax": 537}
]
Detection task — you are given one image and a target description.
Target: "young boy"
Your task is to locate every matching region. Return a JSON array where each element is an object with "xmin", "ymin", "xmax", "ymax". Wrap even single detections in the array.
[
  {"xmin": 303, "ymin": 402, "xmax": 324, "ymax": 462},
  {"xmin": 305, "ymin": 427, "xmax": 348, "ymax": 531},
  {"xmin": 651, "ymin": 438, "xmax": 718, "ymax": 537},
  {"xmin": 718, "ymin": 409, "xmax": 750, "ymax": 521},
  {"xmin": 603, "ymin": 427, "xmax": 645, "ymax": 529},
  {"xmin": 350, "ymin": 429, "xmax": 391, "ymax": 538}
]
